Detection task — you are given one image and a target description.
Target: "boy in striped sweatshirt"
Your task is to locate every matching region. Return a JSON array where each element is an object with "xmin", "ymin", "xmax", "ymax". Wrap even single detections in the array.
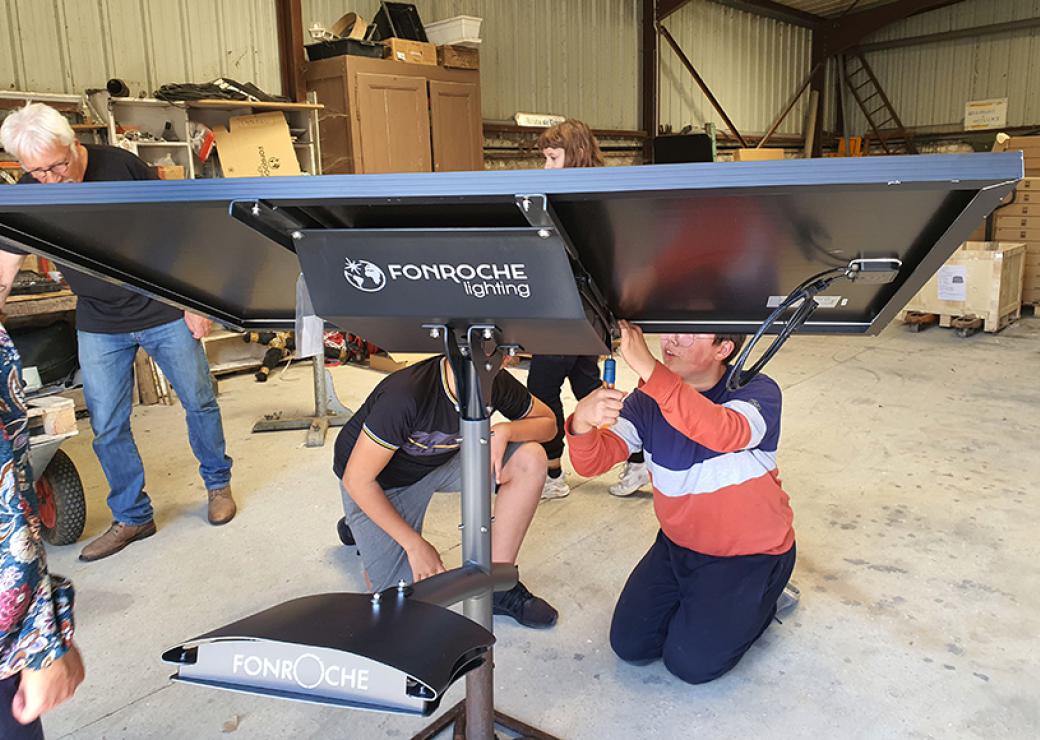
[{"xmin": 566, "ymin": 321, "xmax": 796, "ymax": 684}]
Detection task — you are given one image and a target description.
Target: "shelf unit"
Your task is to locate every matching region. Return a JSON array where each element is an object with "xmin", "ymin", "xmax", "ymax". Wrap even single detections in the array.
[
  {"xmin": 184, "ymin": 98, "xmax": 323, "ymax": 175},
  {"xmin": 97, "ymin": 95, "xmax": 196, "ymax": 178},
  {"xmin": 91, "ymin": 93, "xmax": 324, "ymax": 178}
]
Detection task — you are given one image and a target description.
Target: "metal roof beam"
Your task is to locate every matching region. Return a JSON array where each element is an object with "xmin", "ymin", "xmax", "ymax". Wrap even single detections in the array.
[
  {"xmin": 819, "ymin": 0, "xmax": 970, "ymax": 57},
  {"xmin": 704, "ymin": 0, "xmax": 824, "ymax": 28},
  {"xmin": 855, "ymin": 15, "xmax": 1040, "ymax": 53}
]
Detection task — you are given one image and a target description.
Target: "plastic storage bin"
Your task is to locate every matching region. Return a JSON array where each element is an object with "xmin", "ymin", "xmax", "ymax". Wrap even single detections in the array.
[{"xmin": 424, "ymin": 15, "xmax": 482, "ymax": 47}]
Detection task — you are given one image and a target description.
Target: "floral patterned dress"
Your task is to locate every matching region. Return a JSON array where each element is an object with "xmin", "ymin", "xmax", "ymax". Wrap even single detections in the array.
[{"xmin": 0, "ymin": 325, "xmax": 75, "ymax": 679}]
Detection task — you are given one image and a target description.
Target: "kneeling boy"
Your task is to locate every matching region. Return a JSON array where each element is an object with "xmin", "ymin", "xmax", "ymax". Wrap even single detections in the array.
[
  {"xmin": 334, "ymin": 355, "xmax": 559, "ymax": 628},
  {"xmin": 567, "ymin": 322, "xmax": 796, "ymax": 682}
]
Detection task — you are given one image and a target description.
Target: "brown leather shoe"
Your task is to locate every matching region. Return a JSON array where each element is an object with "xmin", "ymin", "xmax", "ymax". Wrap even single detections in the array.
[
  {"xmin": 207, "ymin": 486, "xmax": 236, "ymax": 525},
  {"xmin": 79, "ymin": 520, "xmax": 157, "ymax": 562}
]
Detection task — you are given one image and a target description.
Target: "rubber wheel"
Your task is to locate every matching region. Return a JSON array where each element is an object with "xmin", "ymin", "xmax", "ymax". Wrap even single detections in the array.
[{"xmin": 35, "ymin": 449, "xmax": 86, "ymax": 546}]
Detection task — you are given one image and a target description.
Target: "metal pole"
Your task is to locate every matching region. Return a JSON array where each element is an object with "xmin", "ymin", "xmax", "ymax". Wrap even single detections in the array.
[
  {"xmin": 757, "ymin": 61, "xmax": 824, "ymax": 149},
  {"xmin": 460, "ymin": 410, "xmax": 494, "ymax": 740},
  {"xmin": 657, "ymin": 22, "xmax": 748, "ymax": 147}
]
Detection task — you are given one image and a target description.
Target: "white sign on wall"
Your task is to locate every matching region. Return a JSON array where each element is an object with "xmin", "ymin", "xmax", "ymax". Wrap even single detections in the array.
[{"xmin": 964, "ymin": 98, "xmax": 1008, "ymax": 131}]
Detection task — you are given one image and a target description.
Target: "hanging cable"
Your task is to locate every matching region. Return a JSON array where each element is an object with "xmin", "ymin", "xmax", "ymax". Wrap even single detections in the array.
[{"xmin": 726, "ymin": 259, "xmax": 902, "ymax": 391}]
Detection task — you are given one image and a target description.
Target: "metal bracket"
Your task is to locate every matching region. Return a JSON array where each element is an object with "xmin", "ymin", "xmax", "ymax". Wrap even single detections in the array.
[{"xmin": 425, "ymin": 324, "xmax": 519, "ymax": 421}]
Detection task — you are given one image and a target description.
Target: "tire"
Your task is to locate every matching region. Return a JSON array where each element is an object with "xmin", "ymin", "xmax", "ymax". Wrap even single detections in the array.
[{"xmin": 35, "ymin": 449, "xmax": 87, "ymax": 546}]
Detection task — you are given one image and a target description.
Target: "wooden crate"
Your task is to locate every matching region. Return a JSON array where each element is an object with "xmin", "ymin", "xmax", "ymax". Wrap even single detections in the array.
[{"xmin": 902, "ymin": 241, "xmax": 1025, "ymax": 333}]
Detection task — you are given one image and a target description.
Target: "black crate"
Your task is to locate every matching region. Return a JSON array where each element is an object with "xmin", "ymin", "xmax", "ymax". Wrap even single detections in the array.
[
  {"xmin": 371, "ymin": 2, "xmax": 427, "ymax": 42},
  {"xmin": 305, "ymin": 38, "xmax": 385, "ymax": 62}
]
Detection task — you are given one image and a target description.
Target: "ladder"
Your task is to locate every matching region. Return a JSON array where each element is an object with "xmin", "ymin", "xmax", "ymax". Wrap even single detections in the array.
[{"xmin": 842, "ymin": 53, "xmax": 917, "ymax": 155}]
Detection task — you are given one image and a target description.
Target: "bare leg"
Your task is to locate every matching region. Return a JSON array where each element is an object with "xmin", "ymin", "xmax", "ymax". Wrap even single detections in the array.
[{"xmin": 491, "ymin": 442, "xmax": 547, "ymax": 563}]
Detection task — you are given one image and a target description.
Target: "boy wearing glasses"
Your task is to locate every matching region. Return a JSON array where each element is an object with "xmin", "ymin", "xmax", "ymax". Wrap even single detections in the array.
[
  {"xmin": 566, "ymin": 321, "xmax": 796, "ymax": 684},
  {"xmin": 0, "ymin": 103, "xmax": 236, "ymax": 562}
]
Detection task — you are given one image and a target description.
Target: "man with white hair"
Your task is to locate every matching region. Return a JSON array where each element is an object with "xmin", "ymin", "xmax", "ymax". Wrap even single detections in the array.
[{"xmin": 0, "ymin": 103, "xmax": 237, "ymax": 562}]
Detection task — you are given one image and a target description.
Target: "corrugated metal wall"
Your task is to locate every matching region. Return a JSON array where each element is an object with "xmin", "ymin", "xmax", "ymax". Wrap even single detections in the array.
[
  {"xmin": 304, "ymin": 0, "xmax": 642, "ymax": 130},
  {"xmin": 658, "ymin": 1, "xmax": 812, "ymax": 137},
  {"xmin": 0, "ymin": 0, "xmax": 282, "ymax": 98},
  {"xmin": 844, "ymin": 0, "xmax": 1040, "ymax": 134},
  {"xmin": 2, "ymin": 0, "xmax": 815, "ymax": 137}
]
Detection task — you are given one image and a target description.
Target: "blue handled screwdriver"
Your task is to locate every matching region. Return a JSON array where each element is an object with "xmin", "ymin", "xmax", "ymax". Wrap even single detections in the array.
[{"xmin": 603, "ymin": 355, "xmax": 616, "ymax": 389}]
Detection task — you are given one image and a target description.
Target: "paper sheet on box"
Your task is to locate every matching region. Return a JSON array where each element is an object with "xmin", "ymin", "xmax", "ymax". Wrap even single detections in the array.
[{"xmin": 937, "ymin": 265, "xmax": 967, "ymax": 301}]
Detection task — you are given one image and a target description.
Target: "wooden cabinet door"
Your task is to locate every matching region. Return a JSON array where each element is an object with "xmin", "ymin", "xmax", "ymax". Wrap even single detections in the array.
[
  {"xmin": 429, "ymin": 80, "xmax": 483, "ymax": 172},
  {"xmin": 305, "ymin": 58, "xmax": 353, "ymax": 174},
  {"xmin": 354, "ymin": 72, "xmax": 432, "ymax": 173}
]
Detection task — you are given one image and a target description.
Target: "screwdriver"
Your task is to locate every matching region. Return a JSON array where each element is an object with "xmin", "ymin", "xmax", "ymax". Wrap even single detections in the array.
[{"xmin": 603, "ymin": 355, "xmax": 616, "ymax": 389}]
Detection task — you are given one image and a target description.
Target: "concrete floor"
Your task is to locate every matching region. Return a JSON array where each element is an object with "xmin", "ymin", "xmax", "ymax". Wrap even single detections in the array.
[{"xmin": 38, "ymin": 316, "xmax": 1040, "ymax": 740}]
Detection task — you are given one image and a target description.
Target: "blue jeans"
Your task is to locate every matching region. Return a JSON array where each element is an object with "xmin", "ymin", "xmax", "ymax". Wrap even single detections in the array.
[{"xmin": 78, "ymin": 319, "xmax": 232, "ymax": 525}]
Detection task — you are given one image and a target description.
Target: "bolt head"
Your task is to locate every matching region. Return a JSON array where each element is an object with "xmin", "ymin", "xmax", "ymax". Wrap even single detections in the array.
[
  {"xmin": 430, "ymin": 327, "xmax": 440, "ymax": 339},
  {"xmin": 508, "ymin": 347, "xmax": 517, "ymax": 356},
  {"xmin": 251, "ymin": 203, "xmax": 260, "ymax": 216},
  {"xmin": 483, "ymin": 328, "xmax": 493, "ymax": 339},
  {"xmin": 291, "ymin": 230, "xmax": 303, "ymax": 240},
  {"xmin": 537, "ymin": 228, "xmax": 551, "ymax": 239}
]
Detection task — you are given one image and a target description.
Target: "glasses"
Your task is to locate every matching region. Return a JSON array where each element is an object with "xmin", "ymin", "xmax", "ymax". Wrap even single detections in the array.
[
  {"xmin": 661, "ymin": 333, "xmax": 697, "ymax": 347},
  {"xmin": 27, "ymin": 154, "xmax": 72, "ymax": 180}
]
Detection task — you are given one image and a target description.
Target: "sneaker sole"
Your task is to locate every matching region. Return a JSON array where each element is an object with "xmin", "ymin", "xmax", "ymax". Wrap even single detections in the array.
[
  {"xmin": 609, "ymin": 487, "xmax": 645, "ymax": 497},
  {"xmin": 493, "ymin": 610, "xmax": 559, "ymax": 629},
  {"xmin": 78, "ymin": 524, "xmax": 157, "ymax": 562}
]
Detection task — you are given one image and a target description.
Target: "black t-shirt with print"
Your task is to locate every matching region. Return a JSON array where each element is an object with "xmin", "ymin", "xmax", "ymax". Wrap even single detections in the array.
[
  {"xmin": 332, "ymin": 356, "xmax": 534, "ymax": 489},
  {"xmin": 4, "ymin": 144, "xmax": 183, "ymax": 333}
]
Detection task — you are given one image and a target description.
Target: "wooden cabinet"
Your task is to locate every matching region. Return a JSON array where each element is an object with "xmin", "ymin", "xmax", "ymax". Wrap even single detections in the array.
[{"xmin": 305, "ymin": 56, "xmax": 483, "ymax": 175}]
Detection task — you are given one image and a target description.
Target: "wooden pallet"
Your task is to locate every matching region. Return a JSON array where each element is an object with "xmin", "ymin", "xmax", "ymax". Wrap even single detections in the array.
[{"xmin": 899, "ymin": 307, "xmax": 1020, "ymax": 336}]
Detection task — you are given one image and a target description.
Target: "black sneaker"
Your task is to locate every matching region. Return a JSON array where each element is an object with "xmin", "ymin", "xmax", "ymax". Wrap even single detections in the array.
[
  {"xmin": 492, "ymin": 581, "xmax": 558, "ymax": 629},
  {"xmin": 337, "ymin": 517, "xmax": 355, "ymax": 546}
]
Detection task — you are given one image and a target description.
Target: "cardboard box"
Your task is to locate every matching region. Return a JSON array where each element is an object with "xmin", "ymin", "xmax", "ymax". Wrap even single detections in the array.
[
  {"xmin": 384, "ymin": 38, "xmax": 437, "ymax": 65},
  {"xmin": 903, "ymin": 241, "xmax": 1025, "ymax": 331},
  {"xmin": 154, "ymin": 164, "xmax": 185, "ymax": 180},
  {"xmin": 733, "ymin": 148, "xmax": 785, "ymax": 162},
  {"xmin": 212, "ymin": 112, "xmax": 302, "ymax": 178},
  {"xmin": 995, "ymin": 203, "xmax": 1039, "ymax": 218},
  {"xmin": 437, "ymin": 44, "xmax": 479, "ymax": 69},
  {"xmin": 995, "ymin": 214, "xmax": 1040, "ymax": 229},
  {"xmin": 995, "ymin": 226, "xmax": 1040, "ymax": 241}
]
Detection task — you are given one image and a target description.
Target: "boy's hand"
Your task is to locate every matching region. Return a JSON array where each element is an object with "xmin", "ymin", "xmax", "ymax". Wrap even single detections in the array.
[
  {"xmin": 405, "ymin": 538, "xmax": 446, "ymax": 582},
  {"xmin": 571, "ymin": 387, "xmax": 626, "ymax": 434},
  {"xmin": 618, "ymin": 320, "xmax": 656, "ymax": 381}
]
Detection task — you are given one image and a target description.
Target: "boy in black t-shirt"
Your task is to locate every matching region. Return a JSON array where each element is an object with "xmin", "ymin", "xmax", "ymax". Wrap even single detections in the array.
[{"xmin": 333, "ymin": 355, "xmax": 560, "ymax": 628}]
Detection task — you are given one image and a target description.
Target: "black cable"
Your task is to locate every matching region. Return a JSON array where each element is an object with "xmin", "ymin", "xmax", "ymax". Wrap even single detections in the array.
[{"xmin": 725, "ymin": 267, "xmax": 847, "ymax": 391}]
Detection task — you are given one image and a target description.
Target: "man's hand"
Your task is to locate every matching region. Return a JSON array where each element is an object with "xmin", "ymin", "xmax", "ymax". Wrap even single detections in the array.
[
  {"xmin": 183, "ymin": 311, "xmax": 213, "ymax": 339},
  {"xmin": 490, "ymin": 423, "xmax": 512, "ymax": 484},
  {"xmin": 12, "ymin": 643, "xmax": 85, "ymax": 725},
  {"xmin": 618, "ymin": 320, "xmax": 656, "ymax": 381},
  {"xmin": 571, "ymin": 387, "xmax": 626, "ymax": 434},
  {"xmin": 405, "ymin": 537, "xmax": 446, "ymax": 583}
]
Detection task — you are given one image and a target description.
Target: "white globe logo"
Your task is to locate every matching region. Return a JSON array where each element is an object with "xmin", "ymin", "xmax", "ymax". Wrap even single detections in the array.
[{"xmin": 343, "ymin": 258, "xmax": 387, "ymax": 292}]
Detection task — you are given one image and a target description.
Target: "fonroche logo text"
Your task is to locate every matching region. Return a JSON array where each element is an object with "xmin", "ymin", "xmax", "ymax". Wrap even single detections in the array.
[
  {"xmin": 343, "ymin": 259, "xmax": 531, "ymax": 299},
  {"xmin": 231, "ymin": 652, "xmax": 370, "ymax": 692}
]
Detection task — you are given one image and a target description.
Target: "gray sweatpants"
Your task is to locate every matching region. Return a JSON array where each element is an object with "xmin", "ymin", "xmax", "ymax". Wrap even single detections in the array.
[{"xmin": 340, "ymin": 442, "xmax": 523, "ymax": 591}]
